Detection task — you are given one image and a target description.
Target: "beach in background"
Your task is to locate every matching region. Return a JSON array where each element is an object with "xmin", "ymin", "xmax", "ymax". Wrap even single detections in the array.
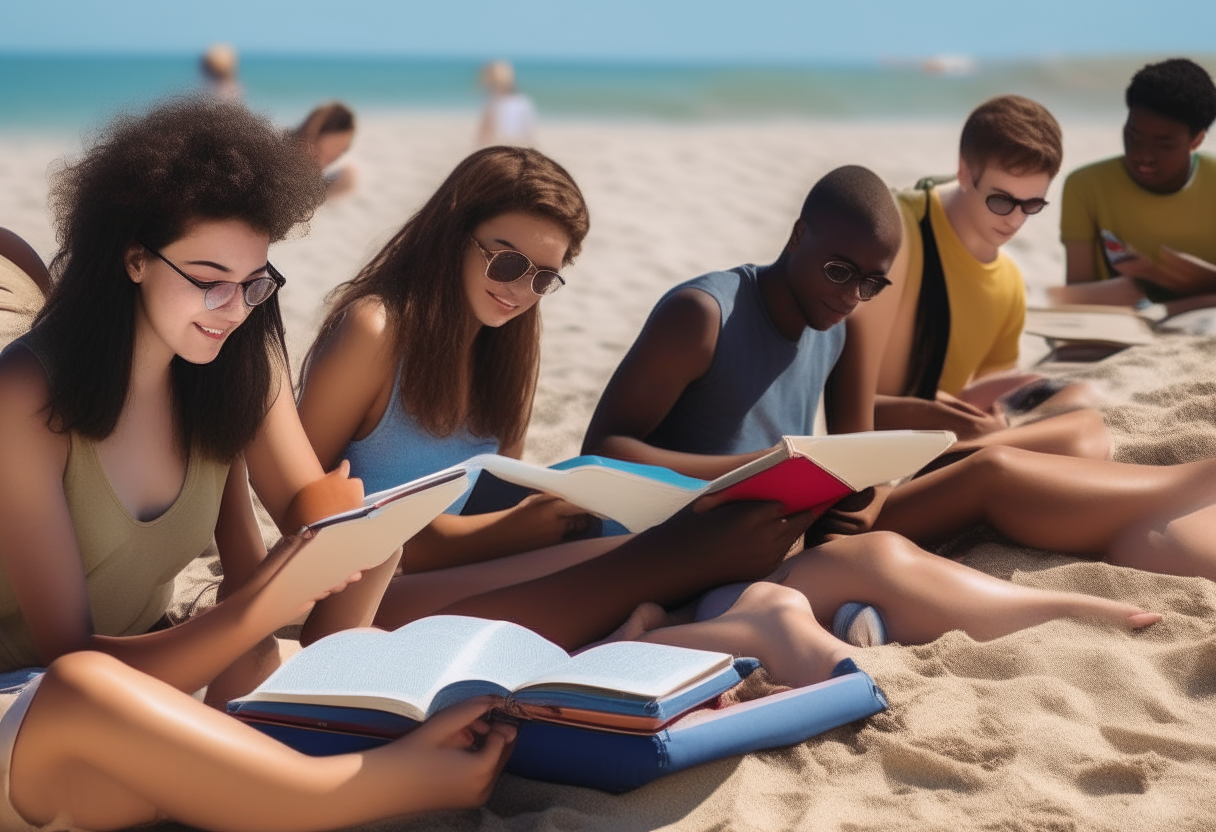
[
  {"xmin": 3, "ymin": 54, "xmax": 1215, "ymax": 462},
  {"xmin": 6, "ymin": 52, "xmax": 1216, "ymax": 830}
]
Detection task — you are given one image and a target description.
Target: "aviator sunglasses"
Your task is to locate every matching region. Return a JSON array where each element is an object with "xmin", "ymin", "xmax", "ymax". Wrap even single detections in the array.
[
  {"xmin": 822, "ymin": 260, "xmax": 892, "ymax": 301},
  {"xmin": 471, "ymin": 236, "xmax": 566, "ymax": 296},
  {"xmin": 142, "ymin": 244, "xmax": 285, "ymax": 310},
  {"xmin": 984, "ymin": 192, "xmax": 1048, "ymax": 217}
]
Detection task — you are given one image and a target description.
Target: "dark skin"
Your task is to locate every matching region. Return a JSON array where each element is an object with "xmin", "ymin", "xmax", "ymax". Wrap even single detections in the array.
[
  {"xmin": 1060, "ymin": 106, "xmax": 1216, "ymax": 299},
  {"xmin": 582, "ymin": 212, "xmax": 900, "ymax": 541}
]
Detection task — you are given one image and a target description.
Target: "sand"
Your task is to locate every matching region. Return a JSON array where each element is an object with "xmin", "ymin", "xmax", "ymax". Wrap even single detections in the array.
[{"xmin": 2, "ymin": 113, "xmax": 1216, "ymax": 830}]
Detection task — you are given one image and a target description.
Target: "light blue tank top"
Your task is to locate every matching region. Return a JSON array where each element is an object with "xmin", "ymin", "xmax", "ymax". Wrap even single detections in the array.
[
  {"xmin": 645, "ymin": 264, "xmax": 846, "ymax": 455},
  {"xmin": 343, "ymin": 370, "xmax": 499, "ymax": 513}
]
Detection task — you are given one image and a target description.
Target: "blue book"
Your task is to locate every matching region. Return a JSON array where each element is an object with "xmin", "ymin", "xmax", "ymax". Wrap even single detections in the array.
[
  {"xmin": 229, "ymin": 616, "xmax": 742, "ymax": 732},
  {"xmin": 234, "ymin": 659, "xmax": 887, "ymax": 793}
]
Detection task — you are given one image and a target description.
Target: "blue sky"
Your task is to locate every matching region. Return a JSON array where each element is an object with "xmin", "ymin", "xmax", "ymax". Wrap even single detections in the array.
[{"xmin": 3, "ymin": 0, "xmax": 1214, "ymax": 63}]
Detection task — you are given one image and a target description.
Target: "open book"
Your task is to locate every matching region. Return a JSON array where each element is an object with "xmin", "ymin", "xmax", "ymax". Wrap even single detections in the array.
[
  {"xmin": 1024, "ymin": 305, "xmax": 1157, "ymax": 347},
  {"xmin": 229, "ymin": 616, "xmax": 742, "ymax": 734},
  {"xmin": 460, "ymin": 430, "xmax": 955, "ymax": 532},
  {"xmin": 272, "ymin": 469, "xmax": 469, "ymax": 602}
]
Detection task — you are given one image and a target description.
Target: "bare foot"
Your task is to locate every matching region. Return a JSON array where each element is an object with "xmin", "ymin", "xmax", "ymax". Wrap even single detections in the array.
[
  {"xmin": 1128, "ymin": 611, "xmax": 1163, "ymax": 629},
  {"xmin": 573, "ymin": 602, "xmax": 669, "ymax": 654}
]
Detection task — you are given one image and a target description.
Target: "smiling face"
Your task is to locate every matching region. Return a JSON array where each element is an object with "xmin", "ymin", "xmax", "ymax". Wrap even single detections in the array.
[
  {"xmin": 1122, "ymin": 106, "xmax": 1205, "ymax": 194},
  {"xmin": 782, "ymin": 215, "xmax": 899, "ymax": 332},
  {"xmin": 957, "ymin": 162, "xmax": 1052, "ymax": 255},
  {"xmin": 462, "ymin": 211, "xmax": 570, "ymax": 328},
  {"xmin": 126, "ymin": 218, "xmax": 272, "ymax": 365}
]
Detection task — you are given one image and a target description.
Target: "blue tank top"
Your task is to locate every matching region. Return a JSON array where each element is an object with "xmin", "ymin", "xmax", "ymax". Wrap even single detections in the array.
[
  {"xmin": 645, "ymin": 265, "xmax": 846, "ymax": 455},
  {"xmin": 343, "ymin": 369, "xmax": 499, "ymax": 513}
]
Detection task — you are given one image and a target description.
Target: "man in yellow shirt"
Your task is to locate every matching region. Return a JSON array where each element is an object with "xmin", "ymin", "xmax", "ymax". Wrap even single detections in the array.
[
  {"xmin": 851, "ymin": 95, "xmax": 1108, "ymax": 458},
  {"xmin": 1053, "ymin": 58, "xmax": 1216, "ymax": 307}
]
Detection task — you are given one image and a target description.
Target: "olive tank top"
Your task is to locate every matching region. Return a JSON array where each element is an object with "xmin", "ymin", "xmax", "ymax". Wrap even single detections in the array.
[{"xmin": 0, "ymin": 331, "xmax": 229, "ymax": 671}]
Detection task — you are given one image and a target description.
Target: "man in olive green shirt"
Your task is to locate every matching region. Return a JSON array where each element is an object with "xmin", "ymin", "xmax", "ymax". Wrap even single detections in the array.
[{"xmin": 1052, "ymin": 58, "xmax": 1216, "ymax": 308}]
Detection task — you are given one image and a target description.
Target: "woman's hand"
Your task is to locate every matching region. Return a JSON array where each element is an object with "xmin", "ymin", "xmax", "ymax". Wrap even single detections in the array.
[
  {"xmin": 503, "ymin": 493, "xmax": 597, "ymax": 545},
  {"xmin": 394, "ymin": 697, "xmax": 517, "ymax": 812}
]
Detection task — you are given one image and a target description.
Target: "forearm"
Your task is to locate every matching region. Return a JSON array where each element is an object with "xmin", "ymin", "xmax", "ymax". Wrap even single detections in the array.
[
  {"xmin": 299, "ymin": 551, "xmax": 401, "ymax": 645},
  {"xmin": 1162, "ymin": 292, "xmax": 1216, "ymax": 317},
  {"xmin": 402, "ymin": 511, "xmax": 554, "ymax": 573},
  {"xmin": 874, "ymin": 395, "xmax": 950, "ymax": 431},
  {"xmin": 588, "ymin": 434, "xmax": 763, "ymax": 481},
  {"xmin": 88, "ymin": 579, "xmax": 282, "ymax": 694}
]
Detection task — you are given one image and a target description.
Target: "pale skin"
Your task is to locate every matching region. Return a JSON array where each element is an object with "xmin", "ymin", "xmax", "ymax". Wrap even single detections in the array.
[
  {"xmin": 298, "ymin": 211, "xmax": 600, "ymax": 582},
  {"xmin": 0, "ymin": 220, "xmax": 513, "ymax": 830},
  {"xmin": 848, "ymin": 159, "xmax": 1110, "ymax": 459}
]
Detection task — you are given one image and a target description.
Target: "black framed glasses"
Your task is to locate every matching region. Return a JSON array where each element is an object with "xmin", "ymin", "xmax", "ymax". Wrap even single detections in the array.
[
  {"xmin": 471, "ymin": 236, "xmax": 566, "ymax": 297},
  {"xmin": 822, "ymin": 260, "xmax": 892, "ymax": 301},
  {"xmin": 984, "ymin": 193, "xmax": 1048, "ymax": 216},
  {"xmin": 142, "ymin": 244, "xmax": 286, "ymax": 310}
]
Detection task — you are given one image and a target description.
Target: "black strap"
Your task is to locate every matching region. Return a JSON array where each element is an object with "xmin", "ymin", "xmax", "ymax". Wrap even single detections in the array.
[{"xmin": 900, "ymin": 178, "xmax": 952, "ymax": 400}]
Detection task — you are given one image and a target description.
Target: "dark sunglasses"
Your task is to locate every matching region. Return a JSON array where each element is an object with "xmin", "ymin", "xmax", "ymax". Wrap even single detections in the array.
[
  {"xmin": 822, "ymin": 260, "xmax": 892, "ymax": 301},
  {"xmin": 142, "ymin": 244, "xmax": 285, "ymax": 310},
  {"xmin": 985, "ymin": 193, "xmax": 1048, "ymax": 216},
  {"xmin": 471, "ymin": 236, "xmax": 565, "ymax": 297}
]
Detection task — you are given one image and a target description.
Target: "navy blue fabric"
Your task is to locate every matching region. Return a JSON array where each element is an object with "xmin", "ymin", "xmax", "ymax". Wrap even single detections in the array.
[{"xmin": 645, "ymin": 265, "xmax": 845, "ymax": 456}]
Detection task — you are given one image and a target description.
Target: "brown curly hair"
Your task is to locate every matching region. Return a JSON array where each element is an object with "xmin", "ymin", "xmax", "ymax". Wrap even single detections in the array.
[{"xmin": 35, "ymin": 97, "xmax": 326, "ymax": 461}]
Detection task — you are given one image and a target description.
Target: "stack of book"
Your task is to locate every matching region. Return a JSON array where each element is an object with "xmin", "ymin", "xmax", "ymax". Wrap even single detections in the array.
[{"xmin": 229, "ymin": 616, "xmax": 888, "ymax": 793}]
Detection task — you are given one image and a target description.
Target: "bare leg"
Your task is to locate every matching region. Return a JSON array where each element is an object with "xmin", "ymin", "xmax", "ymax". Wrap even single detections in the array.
[
  {"xmin": 638, "ymin": 583, "xmax": 853, "ymax": 688},
  {"xmin": 1048, "ymin": 278, "xmax": 1146, "ymax": 306},
  {"xmin": 375, "ymin": 535, "xmax": 633, "ymax": 629},
  {"xmin": 440, "ymin": 501, "xmax": 816, "ymax": 650},
  {"xmin": 12, "ymin": 652, "xmax": 512, "ymax": 832},
  {"xmin": 953, "ymin": 408, "xmax": 1111, "ymax": 460},
  {"xmin": 881, "ymin": 446, "xmax": 1216, "ymax": 566},
  {"xmin": 768, "ymin": 532, "xmax": 1158, "ymax": 644}
]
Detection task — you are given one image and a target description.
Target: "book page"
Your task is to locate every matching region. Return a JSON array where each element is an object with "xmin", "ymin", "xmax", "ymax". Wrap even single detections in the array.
[
  {"xmin": 234, "ymin": 616, "xmax": 568, "ymax": 720},
  {"xmin": 517, "ymin": 641, "xmax": 731, "ymax": 701},
  {"xmin": 783, "ymin": 431, "xmax": 955, "ymax": 490},
  {"xmin": 1024, "ymin": 307, "xmax": 1155, "ymax": 346}
]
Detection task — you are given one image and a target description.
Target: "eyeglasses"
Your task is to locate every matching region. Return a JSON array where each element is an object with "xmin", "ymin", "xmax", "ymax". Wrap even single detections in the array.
[
  {"xmin": 142, "ymin": 244, "xmax": 285, "ymax": 310},
  {"xmin": 984, "ymin": 193, "xmax": 1048, "ymax": 216},
  {"xmin": 822, "ymin": 260, "xmax": 892, "ymax": 301},
  {"xmin": 471, "ymin": 236, "xmax": 565, "ymax": 296}
]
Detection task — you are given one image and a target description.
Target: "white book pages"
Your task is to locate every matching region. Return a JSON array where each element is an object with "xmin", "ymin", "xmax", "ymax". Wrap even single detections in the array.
[{"xmin": 1024, "ymin": 307, "xmax": 1155, "ymax": 346}]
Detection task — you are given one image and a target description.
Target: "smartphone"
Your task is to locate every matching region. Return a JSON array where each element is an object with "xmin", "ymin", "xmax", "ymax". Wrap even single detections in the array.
[{"xmin": 1100, "ymin": 229, "xmax": 1135, "ymax": 265}]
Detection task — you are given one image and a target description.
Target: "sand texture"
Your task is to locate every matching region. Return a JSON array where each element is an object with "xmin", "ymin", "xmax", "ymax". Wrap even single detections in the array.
[{"xmin": 2, "ymin": 114, "xmax": 1215, "ymax": 830}]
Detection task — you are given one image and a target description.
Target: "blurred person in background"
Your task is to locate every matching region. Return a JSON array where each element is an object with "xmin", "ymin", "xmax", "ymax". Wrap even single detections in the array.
[
  {"xmin": 200, "ymin": 42, "xmax": 242, "ymax": 100},
  {"xmin": 294, "ymin": 102, "xmax": 358, "ymax": 199},
  {"xmin": 477, "ymin": 60, "xmax": 536, "ymax": 147}
]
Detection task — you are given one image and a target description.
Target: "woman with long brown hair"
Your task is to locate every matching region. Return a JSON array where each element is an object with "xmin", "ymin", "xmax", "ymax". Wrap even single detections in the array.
[{"xmin": 299, "ymin": 145, "xmax": 610, "ymax": 591}]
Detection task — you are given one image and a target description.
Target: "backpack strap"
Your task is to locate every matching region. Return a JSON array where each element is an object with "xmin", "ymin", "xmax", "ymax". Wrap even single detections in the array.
[{"xmin": 900, "ymin": 177, "xmax": 953, "ymax": 400}]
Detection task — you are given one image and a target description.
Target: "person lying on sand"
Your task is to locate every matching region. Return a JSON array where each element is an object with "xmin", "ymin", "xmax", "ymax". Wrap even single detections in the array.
[
  {"xmin": 1051, "ymin": 58, "xmax": 1216, "ymax": 310},
  {"xmin": 851, "ymin": 95, "xmax": 1108, "ymax": 458}
]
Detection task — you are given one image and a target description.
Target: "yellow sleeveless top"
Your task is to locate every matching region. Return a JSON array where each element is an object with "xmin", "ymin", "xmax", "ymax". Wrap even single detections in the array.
[{"xmin": 0, "ymin": 332, "xmax": 229, "ymax": 671}]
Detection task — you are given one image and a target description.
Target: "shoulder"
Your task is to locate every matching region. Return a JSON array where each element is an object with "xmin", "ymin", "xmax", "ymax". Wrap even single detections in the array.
[
  {"xmin": 1064, "ymin": 157, "xmax": 1123, "ymax": 189},
  {"xmin": 0, "ymin": 344, "xmax": 66, "ymax": 456},
  {"xmin": 311, "ymin": 297, "xmax": 393, "ymax": 371},
  {"xmin": 650, "ymin": 285, "xmax": 722, "ymax": 337}
]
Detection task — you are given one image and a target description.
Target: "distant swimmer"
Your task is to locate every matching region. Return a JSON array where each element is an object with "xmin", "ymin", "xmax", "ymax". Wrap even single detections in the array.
[
  {"xmin": 477, "ymin": 60, "xmax": 536, "ymax": 147},
  {"xmin": 201, "ymin": 42, "xmax": 241, "ymax": 100}
]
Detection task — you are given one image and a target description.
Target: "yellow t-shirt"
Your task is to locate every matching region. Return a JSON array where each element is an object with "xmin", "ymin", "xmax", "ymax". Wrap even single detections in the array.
[
  {"xmin": 896, "ymin": 187, "xmax": 1026, "ymax": 396},
  {"xmin": 1060, "ymin": 154, "xmax": 1216, "ymax": 281}
]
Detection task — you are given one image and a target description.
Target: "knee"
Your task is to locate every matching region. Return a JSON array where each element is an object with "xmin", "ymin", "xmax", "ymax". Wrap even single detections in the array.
[
  {"xmin": 966, "ymin": 444, "xmax": 1023, "ymax": 477},
  {"xmin": 1058, "ymin": 409, "xmax": 1110, "ymax": 460},
  {"xmin": 832, "ymin": 530, "xmax": 922, "ymax": 573},
  {"xmin": 40, "ymin": 651, "xmax": 128, "ymax": 704}
]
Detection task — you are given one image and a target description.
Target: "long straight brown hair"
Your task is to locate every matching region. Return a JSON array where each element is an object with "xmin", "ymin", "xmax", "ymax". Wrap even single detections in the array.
[{"xmin": 307, "ymin": 146, "xmax": 589, "ymax": 447}]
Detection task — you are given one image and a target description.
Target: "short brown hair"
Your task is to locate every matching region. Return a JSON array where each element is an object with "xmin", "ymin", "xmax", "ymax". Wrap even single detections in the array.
[{"xmin": 959, "ymin": 95, "xmax": 1062, "ymax": 179}]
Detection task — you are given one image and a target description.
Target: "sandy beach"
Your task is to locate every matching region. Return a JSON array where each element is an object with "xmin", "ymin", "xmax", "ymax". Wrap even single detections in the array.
[{"xmin": 3, "ymin": 112, "xmax": 1216, "ymax": 830}]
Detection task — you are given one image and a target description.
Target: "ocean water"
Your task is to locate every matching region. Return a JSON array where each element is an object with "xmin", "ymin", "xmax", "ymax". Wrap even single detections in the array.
[{"xmin": 2, "ymin": 53, "xmax": 1214, "ymax": 132}]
